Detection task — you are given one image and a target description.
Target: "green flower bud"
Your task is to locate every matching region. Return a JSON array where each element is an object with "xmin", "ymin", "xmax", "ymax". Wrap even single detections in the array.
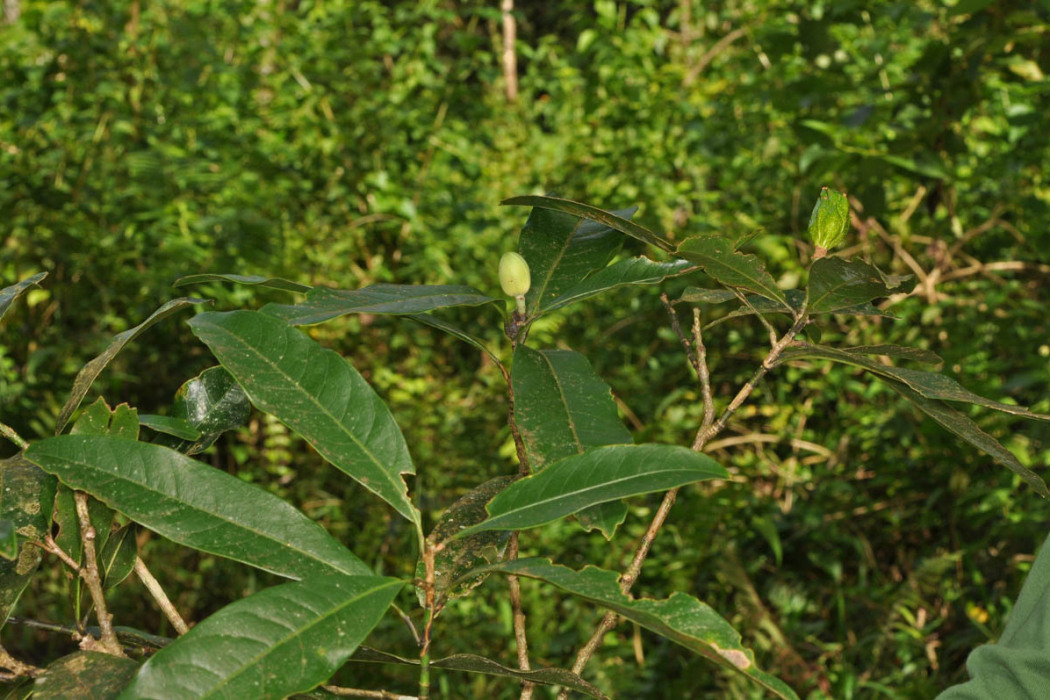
[
  {"xmin": 499, "ymin": 252, "xmax": 531, "ymax": 298},
  {"xmin": 807, "ymin": 187, "xmax": 850, "ymax": 258}
]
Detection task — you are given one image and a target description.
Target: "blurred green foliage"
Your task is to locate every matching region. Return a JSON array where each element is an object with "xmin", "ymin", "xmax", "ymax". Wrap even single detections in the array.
[{"xmin": 2, "ymin": 0, "xmax": 1049, "ymax": 697}]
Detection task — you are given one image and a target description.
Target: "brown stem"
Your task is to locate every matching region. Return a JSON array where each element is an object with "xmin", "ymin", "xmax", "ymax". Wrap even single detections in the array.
[
  {"xmin": 0, "ymin": 642, "xmax": 41, "ymax": 678},
  {"xmin": 322, "ymin": 686, "xmax": 419, "ymax": 699},
  {"xmin": 692, "ymin": 308, "xmax": 715, "ymax": 433},
  {"xmin": 74, "ymin": 493, "xmax": 123, "ymax": 656},
  {"xmin": 507, "ymin": 533, "xmax": 534, "ymax": 699},
  {"xmin": 134, "ymin": 557, "xmax": 189, "ymax": 635}
]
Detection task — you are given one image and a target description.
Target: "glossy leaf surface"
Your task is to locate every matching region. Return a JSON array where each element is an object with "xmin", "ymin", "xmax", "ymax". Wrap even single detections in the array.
[
  {"xmin": 26, "ymin": 436, "xmax": 371, "ymax": 579},
  {"xmin": 118, "ymin": 574, "xmax": 402, "ymax": 700},
  {"xmin": 137, "ymin": 415, "xmax": 201, "ymax": 441},
  {"xmin": 189, "ymin": 310, "xmax": 418, "ymax": 523},
  {"xmin": 541, "ymin": 257, "xmax": 694, "ymax": 314},
  {"xmin": 261, "ymin": 284, "xmax": 496, "ymax": 326},
  {"xmin": 806, "ymin": 257, "xmax": 914, "ymax": 313},
  {"xmin": 170, "ymin": 366, "xmax": 251, "ymax": 454},
  {"xmin": 452, "ymin": 444, "xmax": 726, "ymax": 539}
]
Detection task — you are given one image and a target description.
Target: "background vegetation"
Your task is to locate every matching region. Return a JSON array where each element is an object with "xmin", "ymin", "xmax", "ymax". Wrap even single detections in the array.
[{"xmin": 3, "ymin": 0, "xmax": 1049, "ymax": 697}]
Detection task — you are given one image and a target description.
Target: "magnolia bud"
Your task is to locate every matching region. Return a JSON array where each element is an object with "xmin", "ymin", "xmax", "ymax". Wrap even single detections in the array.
[
  {"xmin": 807, "ymin": 187, "xmax": 850, "ymax": 259},
  {"xmin": 499, "ymin": 252, "xmax": 531, "ymax": 298}
]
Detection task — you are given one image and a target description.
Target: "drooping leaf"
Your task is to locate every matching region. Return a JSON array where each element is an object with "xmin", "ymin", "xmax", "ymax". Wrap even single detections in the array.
[
  {"xmin": 137, "ymin": 415, "xmax": 201, "ymax": 441},
  {"xmin": 845, "ymin": 345, "xmax": 943, "ymax": 365},
  {"xmin": 173, "ymin": 273, "xmax": 312, "ymax": 294},
  {"xmin": 261, "ymin": 284, "xmax": 497, "ymax": 326},
  {"xmin": 406, "ymin": 313, "xmax": 501, "ymax": 365},
  {"xmin": 34, "ymin": 651, "xmax": 139, "ymax": 700},
  {"xmin": 512, "ymin": 347, "xmax": 633, "ymax": 537},
  {"xmin": 778, "ymin": 344, "xmax": 1050, "ymax": 421},
  {"xmin": 462, "ymin": 559, "xmax": 798, "ymax": 700},
  {"xmin": 0, "ymin": 456, "xmax": 57, "ymax": 628},
  {"xmin": 26, "ymin": 436, "xmax": 372, "ymax": 579},
  {"xmin": 416, "ymin": 475, "xmax": 517, "ymax": 608},
  {"xmin": 188, "ymin": 310, "xmax": 419, "ymax": 524},
  {"xmin": 55, "ymin": 297, "xmax": 207, "ymax": 434},
  {"xmin": 805, "ymin": 257, "xmax": 914, "ymax": 314},
  {"xmin": 676, "ymin": 237, "xmax": 789, "ymax": 309},
  {"xmin": 503, "ymin": 194, "xmax": 674, "ymax": 253},
  {"xmin": 0, "ymin": 272, "xmax": 47, "ymax": 323},
  {"xmin": 677, "ymin": 287, "xmax": 739, "ymax": 304},
  {"xmin": 540, "ymin": 257, "xmax": 695, "ymax": 314},
  {"xmin": 99, "ymin": 524, "xmax": 138, "ymax": 589},
  {"xmin": 452, "ymin": 445, "xmax": 726, "ymax": 540},
  {"xmin": 514, "ymin": 202, "xmax": 632, "ymax": 315},
  {"xmin": 117, "ymin": 575, "xmax": 402, "ymax": 700},
  {"xmin": 351, "ymin": 647, "xmax": 609, "ymax": 699},
  {"xmin": 169, "ymin": 366, "xmax": 251, "ymax": 455}
]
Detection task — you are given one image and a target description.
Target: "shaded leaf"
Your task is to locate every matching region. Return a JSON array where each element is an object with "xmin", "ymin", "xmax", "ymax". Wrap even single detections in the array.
[
  {"xmin": 452, "ymin": 445, "xmax": 726, "ymax": 539},
  {"xmin": 34, "ymin": 651, "xmax": 139, "ymax": 700},
  {"xmin": 0, "ymin": 455, "xmax": 57, "ymax": 628},
  {"xmin": 0, "ymin": 272, "xmax": 47, "ymax": 323},
  {"xmin": 138, "ymin": 415, "xmax": 201, "ymax": 441},
  {"xmin": 26, "ymin": 436, "xmax": 372, "ymax": 579},
  {"xmin": 261, "ymin": 284, "xmax": 497, "ymax": 326},
  {"xmin": 351, "ymin": 648, "xmax": 609, "ymax": 699},
  {"xmin": 56, "ymin": 298, "xmax": 207, "ymax": 434},
  {"xmin": 503, "ymin": 194, "xmax": 673, "ymax": 252},
  {"xmin": 417, "ymin": 475, "xmax": 517, "ymax": 608},
  {"xmin": 463, "ymin": 559, "xmax": 798, "ymax": 700},
  {"xmin": 173, "ymin": 273, "xmax": 312, "ymax": 294},
  {"xmin": 513, "ymin": 347, "xmax": 633, "ymax": 537},
  {"xmin": 406, "ymin": 313, "xmax": 501, "ymax": 365},
  {"xmin": 541, "ymin": 257, "xmax": 695, "ymax": 314},
  {"xmin": 99, "ymin": 525, "xmax": 138, "ymax": 589},
  {"xmin": 677, "ymin": 287, "xmax": 739, "ymax": 304},
  {"xmin": 676, "ymin": 237, "xmax": 789, "ymax": 308},
  {"xmin": 169, "ymin": 366, "xmax": 251, "ymax": 455},
  {"xmin": 846, "ymin": 345, "xmax": 943, "ymax": 365},
  {"xmin": 118, "ymin": 575, "xmax": 402, "ymax": 700},
  {"xmin": 806, "ymin": 257, "xmax": 914, "ymax": 314},
  {"xmin": 189, "ymin": 310, "xmax": 419, "ymax": 524},
  {"xmin": 0, "ymin": 521, "xmax": 16, "ymax": 561}
]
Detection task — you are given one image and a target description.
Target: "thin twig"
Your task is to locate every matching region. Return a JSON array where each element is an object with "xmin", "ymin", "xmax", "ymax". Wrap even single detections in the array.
[
  {"xmin": 392, "ymin": 603, "xmax": 422, "ymax": 647},
  {"xmin": 692, "ymin": 308, "xmax": 716, "ymax": 433},
  {"xmin": 134, "ymin": 557, "xmax": 189, "ymax": 635},
  {"xmin": 322, "ymin": 685, "xmax": 419, "ymax": 700},
  {"xmin": 730, "ymin": 287, "xmax": 778, "ymax": 347},
  {"xmin": 507, "ymin": 533, "xmax": 534, "ymax": 700},
  {"xmin": 0, "ymin": 642, "xmax": 42, "ymax": 678},
  {"xmin": 0, "ymin": 422, "xmax": 28, "ymax": 450},
  {"xmin": 74, "ymin": 493, "xmax": 123, "ymax": 655},
  {"xmin": 659, "ymin": 293, "xmax": 700, "ymax": 376}
]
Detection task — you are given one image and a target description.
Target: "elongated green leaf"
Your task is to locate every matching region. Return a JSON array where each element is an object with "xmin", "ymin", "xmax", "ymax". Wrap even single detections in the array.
[
  {"xmin": 464, "ymin": 559, "xmax": 798, "ymax": 700},
  {"xmin": 503, "ymin": 195, "xmax": 674, "ymax": 253},
  {"xmin": 189, "ymin": 310, "xmax": 419, "ymax": 523},
  {"xmin": 542, "ymin": 257, "xmax": 695, "ymax": 313},
  {"xmin": 173, "ymin": 273, "xmax": 312, "ymax": 294},
  {"xmin": 846, "ymin": 345, "xmax": 943, "ymax": 365},
  {"xmin": 452, "ymin": 445, "xmax": 726, "ymax": 539},
  {"xmin": 0, "ymin": 272, "xmax": 47, "ymax": 323},
  {"xmin": 56, "ymin": 297, "xmax": 207, "ymax": 434},
  {"xmin": 677, "ymin": 287, "xmax": 739, "ymax": 304},
  {"xmin": 778, "ymin": 344, "xmax": 1050, "ymax": 421},
  {"xmin": 0, "ymin": 455, "xmax": 57, "ymax": 628},
  {"xmin": 99, "ymin": 524, "xmax": 138, "ymax": 589},
  {"xmin": 406, "ymin": 313, "xmax": 501, "ymax": 365},
  {"xmin": 513, "ymin": 347, "xmax": 633, "ymax": 537},
  {"xmin": 806, "ymin": 257, "xmax": 914, "ymax": 314},
  {"xmin": 514, "ymin": 203, "xmax": 631, "ymax": 315},
  {"xmin": 25, "ymin": 436, "xmax": 371, "ymax": 579},
  {"xmin": 34, "ymin": 651, "xmax": 140, "ymax": 700},
  {"xmin": 684, "ymin": 288, "xmax": 895, "ymax": 325},
  {"xmin": 676, "ymin": 237, "xmax": 789, "ymax": 308},
  {"xmin": 351, "ymin": 648, "xmax": 609, "ymax": 699},
  {"xmin": 138, "ymin": 415, "xmax": 201, "ymax": 441},
  {"xmin": 883, "ymin": 379, "xmax": 1050, "ymax": 498},
  {"xmin": 261, "ymin": 284, "xmax": 497, "ymax": 326},
  {"xmin": 118, "ymin": 575, "xmax": 402, "ymax": 700},
  {"xmin": 169, "ymin": 366, "xmax": 251, "ymax": 455}
]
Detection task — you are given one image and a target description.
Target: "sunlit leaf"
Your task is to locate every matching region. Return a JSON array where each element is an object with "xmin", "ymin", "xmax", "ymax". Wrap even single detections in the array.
[
  {"xmin": 676, "ymin": 237, "xmax": 789, "ymax": 309},
  {"xmin": 541, "ymin": 257, "xmax": 695, "ymax": 314},
  {"xmin": 0, "ymin": 272, "xmax": 47, "ymax": 323},
  {"xmin": 806, "ymin": 257, "xmax": 914, "ymax": 314},
  {"xmin": 503, "ymin": 194, "xmax": 673, "ymax": 252},
  {"xmin": 168, "ymin": 366, "xmax": 251, "ymax": 455}
]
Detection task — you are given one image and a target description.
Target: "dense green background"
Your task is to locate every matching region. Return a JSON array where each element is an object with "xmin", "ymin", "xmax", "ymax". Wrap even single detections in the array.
[{"xmin": 2, "ymin": 0, "xmax": 1050, "ymax": 697}]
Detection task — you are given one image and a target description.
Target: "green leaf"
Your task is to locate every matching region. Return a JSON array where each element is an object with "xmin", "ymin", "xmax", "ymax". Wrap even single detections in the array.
[
  {"xmin": 0, "ymin": 455, "xmax": 57, "ymax": 628},
  {"xmin": 170, "ymin": 366, "xmax": 251, "ymax": 455},
  {"xmin": 503, "ymin": 194, "xmax": 674, "ymax": 253},
  {"xmin": 117, "ymin": 575, "xmax": 402, "ymax": 700},
  {"xmin": 452, "ymin": 445, "xmax": 726, "ymax": 539},
  {"xmin": 261, "ymin": 284, "xmax": 497, "ymax": 326},
  {"xmin": 25, "ymin": 436, "xmax": 372, "ymax": 579},
  {"xmin": 406, "ymin": 313, "xmax": 501, "ymax": 365},
  {"xmin": 514, "ymin": 203, "xmax": 631, "ymax": 315},
  {"xmin": 351, "ymin": 648, "xmax": 609, "ymax": 699},
  {"xmin": 541, "ymin": 257, "xmax": 695, "ymax": 314},
  {"xmin": 173, "ymin": 273, "xmax": 312, "ymax": 294},
  {"xmin": 845, "ymin": 345, "xmax": 943, "ymax": 365},
  {"xmin": 676, "ymin": 237, "xmax": 789, "ymax": 309},
  {"xmin": 0, "ymin": 521, "xmax": 16, "ymax": 561},
  {"xmin": 0, "ymin": 272, "xmax": 47, "ymax": 323},
  {"xmin": 99, "ymin": 524, "xmax": 138, "ymax": 589},
  {"xmin": 512, "ymin": 347, "xmax": 634, "ymax": 537},
  {"xmin": 188, "ymin": 310, "xmax": 419, "ymax": 524},
  {"xmin": 34, "ymin": 651, "xmax": 140, "ymax": 700},
  {"xmin": 138, "ymin": 415, "xmax": 201, "ymax": 441},
  {"xmin": 55, "ymin": 298, "xmax": 207, "ymax": 434},
  {"xmin": 677, "ymin": 287, "xmax": 739, "ymax": 304},
  {"xmin": 416, "ymin": 475, "xmax": 517, "ymax": 608},
  {"xmin": 806, "ymin": 258, "xmax": 914, "ymax": 314},
  {"xmin": 463, "ymin": 559, "xmax": 798, "ymax": 700}
]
